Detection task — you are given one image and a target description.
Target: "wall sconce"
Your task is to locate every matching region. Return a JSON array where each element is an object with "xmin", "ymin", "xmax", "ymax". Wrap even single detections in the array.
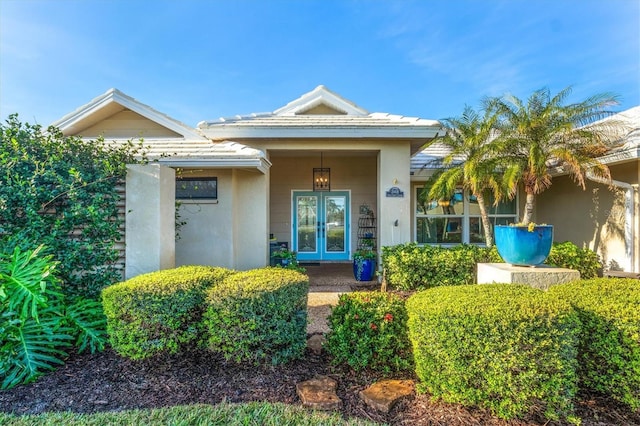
[{"xmin": 313, "ymin": 153, "xmax": 330, "ymax": 191}]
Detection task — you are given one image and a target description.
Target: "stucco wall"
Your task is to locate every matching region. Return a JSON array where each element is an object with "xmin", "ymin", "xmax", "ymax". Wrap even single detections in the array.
[
  {"xmin": 537, "ymin": 161, "xmax": 639, "ymax": 271},
  {"xmin": 269, "ymin": 153, "xmax": 377, "ymax": 255},
  {"xmin": 174, "ymin": 168, "xmax": 269, "ymax": 270},
  {"xmin": 175, "ymin": 169, "xmax": 234, "ymax": 268}
]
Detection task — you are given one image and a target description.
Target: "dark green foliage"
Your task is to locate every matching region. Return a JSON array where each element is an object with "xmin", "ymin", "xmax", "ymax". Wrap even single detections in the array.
[
  {"xmin": 546, "ymin": 241, "xmax": 602, "ymax": 279},
  {"xmin": 326, "ymin": 291, "xmax": 412, "ymax": 373},
  {"xmin": 204, "ymin": 268, "xmax": 308, "ymax": 365},
  {"xmin": 102, "ymin": 266, "xmax": 232, "ymax": 360},
  {"xmin": 382, "ymin": 241, "xmax": 600, "ymax": 290},
  {"xmin": 0, "ymin": 246, "xmax": 107, "ymax": 389},
  {"xmin": 407, "ymin": 285, "xmax": 580, "ymax": 421},
  {"xmin": 549, "ymin": 278, "xmax": 640, "ymax": 410},
  {"xmin": 382, "ymin": 243, "xmax": 501, "ymax": 290},
  {"xmin": 0, "ymin": 115, "xmax": 146, "ymax": 298}
]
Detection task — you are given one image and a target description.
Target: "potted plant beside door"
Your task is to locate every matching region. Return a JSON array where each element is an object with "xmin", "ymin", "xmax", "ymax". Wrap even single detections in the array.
[{"xmin": 353, "ymin": 249, "xmax": 377, "ymax": 281}]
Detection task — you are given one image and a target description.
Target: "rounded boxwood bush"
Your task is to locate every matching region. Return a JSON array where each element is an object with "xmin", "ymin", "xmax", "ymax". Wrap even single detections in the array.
[
  {"xmin": 102, "ymin": 265, "xmax": 233, "ymax": 360},
  {"xmin": 549, "ymin": 278, "xmax": 640, "ymax": 411},
  {"xmin": 203, "ymin": 267, "xmax": 308, "ymax": 365},
  {"xmin": 325, "ymin": 291, "xmax": 412, "ymax": 373},
  {"xmin": 407, "ymin": 284, "xmax": 580, "ymax": 421}
]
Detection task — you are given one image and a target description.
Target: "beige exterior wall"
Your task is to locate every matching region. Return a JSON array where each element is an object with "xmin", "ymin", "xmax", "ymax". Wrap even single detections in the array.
[
  {"xmin": 175, "ymin": 169, "xmax": 234, "ymax": 268},
  {"xmin": 537, "ymin": 161, "xmax": 639, "ymax": 271},
  {"xmin": 175, "ymin": 168, "xmax": 269, "ymax": 270},
  {"xmin": 79, "ymin": 110, "xmax": 182, "ymax": 139},
  {"xmin": 125, "ymin": 164, "xmax": 176, "ymax": 279},
  {"xmin": 242, "ymin": 138, "xmax": 413, "ymax": 258},
  {"xmin": 378, "ymin": 144, "xmax": 412, "ymax": 247},
  {"xmin": 269, "ymin": 153, "xmax": 378, "ymax": 255}
]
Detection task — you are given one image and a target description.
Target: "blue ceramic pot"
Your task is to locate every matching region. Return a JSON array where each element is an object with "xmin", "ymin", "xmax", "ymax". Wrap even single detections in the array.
[
  {"xmin": 353, "ymin": 259, "xmax": 376, "ymax": 281},
  {"xmin": 494, "ymin": 225, "xmax": 553, "ymax": 266}
]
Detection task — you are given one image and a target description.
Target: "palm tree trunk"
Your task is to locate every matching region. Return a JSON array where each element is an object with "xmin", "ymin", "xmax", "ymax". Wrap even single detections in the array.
[
  {"xmin": 475, "ymin": 192, "xmax": 494, "ymax": 247},
  {"xmin": 522, "ymin": 192, "xmax": 536, "ymax": 225}
]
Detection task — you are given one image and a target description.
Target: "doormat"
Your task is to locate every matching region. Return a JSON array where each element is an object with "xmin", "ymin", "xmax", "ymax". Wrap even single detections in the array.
[{"xmin": 299, "ymin": 262, "xmax": 321, "ymax": 266}]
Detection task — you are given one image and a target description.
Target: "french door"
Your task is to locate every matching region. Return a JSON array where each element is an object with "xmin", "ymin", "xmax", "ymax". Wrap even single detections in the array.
[{"xmin": 292, "ymin": 191, "xmax": 350, "ymax": 261}]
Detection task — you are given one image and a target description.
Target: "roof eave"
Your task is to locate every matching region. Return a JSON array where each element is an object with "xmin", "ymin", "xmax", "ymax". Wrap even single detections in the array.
[
  {"xmin": 200, "ymin": 126, "xmax": 443, "ymax": 140},
  {"xmin": 157, "ymin": 157, "xmax": 272, "ymax": 174}
]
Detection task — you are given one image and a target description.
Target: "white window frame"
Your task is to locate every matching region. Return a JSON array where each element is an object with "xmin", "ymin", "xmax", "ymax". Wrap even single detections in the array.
[{"xmin": 414, "ymin": 186, "xmax": 518, "ymax": 246}]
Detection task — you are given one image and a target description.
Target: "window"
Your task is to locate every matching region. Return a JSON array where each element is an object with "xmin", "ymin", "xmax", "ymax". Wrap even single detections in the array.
[
  {"xmin": 176, "ymin": 177, "xmax": 217, "ymax": 200},
  {"xmin": 415, "ymin": 187, "xmax": 517, "ymax": 245}
]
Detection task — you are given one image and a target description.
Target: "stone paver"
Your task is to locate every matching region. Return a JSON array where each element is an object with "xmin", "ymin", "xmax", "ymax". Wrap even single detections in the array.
[
  {"xmin": 296, "ymin": 376, "xmax": 342, "ymax": 410},
  {"xmin": 359, "ymin": 379, "xmax": 415, "ymax": 413},
  {"xmin": 306, "ymin": 334, "xmax": 326, "ymax": 354}
]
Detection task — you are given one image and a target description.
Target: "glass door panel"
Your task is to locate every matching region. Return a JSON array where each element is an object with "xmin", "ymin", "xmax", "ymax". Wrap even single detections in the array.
[
  {"xmin": 293, "ymin": 191, "xmax": 349, "ymax": 261},
  {"xmin": 296, "ymin": 196, "xmax": 317, "ymax": 253}
]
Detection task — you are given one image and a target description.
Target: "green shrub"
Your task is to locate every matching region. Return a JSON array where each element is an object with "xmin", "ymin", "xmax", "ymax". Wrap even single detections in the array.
[
  {"xmin": 0, "ymin": 246, "xmax": 106, "ymax": 389},
  {"xmin": 102, "ymin": 266, "xmax": 233, "ymax": 360},
  {"xmin": 382, "ymin": 243, "xmax": 501, "ymax": 290},
  {"xmin": 204, "ymin": 267, "xmax": 308, "ymax": 365},
  {"xmin": 549, "ymin": 278, "xmax": 640, "ymax": 410},
  {"xmin": 325, "ymin": 291, "xmax": 412, "ymax": 373},
  {"xmin": 407, "ymin": 284, "xmax": 579, "ymax": 421},
  {"xmin": 0, "ymin": 115, "xmax": 147, "ymax": 298},
  {"xmin": 546, "ymin": 241, "xmax": 602, "ymax": 279}
]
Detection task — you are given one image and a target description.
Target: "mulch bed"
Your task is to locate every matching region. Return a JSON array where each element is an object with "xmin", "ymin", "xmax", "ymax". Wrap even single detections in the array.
[{"xmin": 0, "ymin": 347, "xmax": 638, "ymax": 426}]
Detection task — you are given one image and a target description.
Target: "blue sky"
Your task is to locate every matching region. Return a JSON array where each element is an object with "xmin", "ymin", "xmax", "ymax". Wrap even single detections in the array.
[{"xmin": 1, "ymin": 0, "xmax": 639, "ymax": 128}]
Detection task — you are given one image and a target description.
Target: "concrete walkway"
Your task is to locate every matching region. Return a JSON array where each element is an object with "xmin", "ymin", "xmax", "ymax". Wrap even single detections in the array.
[{"xmin": 305, "ymin": 263, "xmax": 379, "ymax": 334}]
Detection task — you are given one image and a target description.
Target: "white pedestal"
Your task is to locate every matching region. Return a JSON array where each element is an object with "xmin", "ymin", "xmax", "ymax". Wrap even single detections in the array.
[{"xmin": 477, "ymin": 263, "xmax": 580, "ymax": 290}]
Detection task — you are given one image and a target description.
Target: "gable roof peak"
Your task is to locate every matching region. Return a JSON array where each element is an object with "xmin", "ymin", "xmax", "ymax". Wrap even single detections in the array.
[
  {"xmin": 274, "ymin": 85, "xmax": 369, "ymax": 117},
  {"xmin": 52, "ymin": 88, "xmax": 206, "ymax": 141}
]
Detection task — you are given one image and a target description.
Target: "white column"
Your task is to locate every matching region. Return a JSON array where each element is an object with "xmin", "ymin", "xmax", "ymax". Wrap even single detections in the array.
[
  {"xmin": 125, "ymin": 164, "xmax": 175, "ymax": 279},
  {"xmin": 377, "ymin": 144, "xmax": 412, "ymax": 249}
]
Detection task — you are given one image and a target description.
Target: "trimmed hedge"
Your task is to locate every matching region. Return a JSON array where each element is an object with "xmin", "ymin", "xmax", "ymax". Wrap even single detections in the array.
[
  {"xmin": 102, "ymin": 266, "xmax": 233, "ymax": 360},
  {"xmin": 546, "ymin": 241, "xmax": 602, "ymax": 279},
  {"xmin": 203, "ymin": 267, "xmax": 308, "ymax": 365},
  {"xmin": 382, "ymin": 241, "xmax": 600, "ymax": 290},
  {"xmin": 407, "ymin": 284, "xmax": 580, "ymax": 421},
  {"xmin": 326, "ymin": 292, "xmax": 412, "ymax": 373},
  {"xmin": 382, "ymin": 243, "xmax": 501, "ymax": 290},
  {"xmin": 549, "ymin": 278, "xmax": 640, "ymax": 411}
]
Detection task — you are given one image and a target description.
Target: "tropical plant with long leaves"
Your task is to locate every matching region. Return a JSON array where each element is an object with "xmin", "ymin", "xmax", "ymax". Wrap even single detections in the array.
[
  {"xmin": 0, "ymin": 245, "xmax": 107, "ymax": 389},
  {"xmin": 423, "ymin": 105, "xmax": 506, "ymax": 246},
  {"xmin": 488, "ymin": 87, "xmax": 621, "ymax": 225}
]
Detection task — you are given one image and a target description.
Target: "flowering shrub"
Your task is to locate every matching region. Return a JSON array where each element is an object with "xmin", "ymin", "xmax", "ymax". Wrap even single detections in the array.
[{"xmin": 325, "ymin": 292, "xmax": 412, "ymax": 373}]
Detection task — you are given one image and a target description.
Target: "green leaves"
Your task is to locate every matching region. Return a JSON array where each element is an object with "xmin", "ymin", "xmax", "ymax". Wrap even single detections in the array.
[
  {"xmin": 102, "ymin": 266, "xmax": 233, "ymax": 360},
  {"xmin": 326, "ymin": 292, "xmax": 412, "ymax": 373},
  {"xmin": 0, "ymin": 245, "xmax": 107, "ymax": 389},
  {"xmin": 0, "ymin": 115, "xmax": 146, "ymax": 298},
  {"xmin": 407, "ymin": 285, "xmax": 579, "ymax": 421},
  {"xmin": 0, "ymin": 246, "xmax": 57, "ymax": 321}
]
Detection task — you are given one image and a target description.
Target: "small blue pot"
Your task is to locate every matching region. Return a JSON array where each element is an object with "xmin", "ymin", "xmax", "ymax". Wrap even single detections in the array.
[
  {"xmin": 494, "ymin": 225, "xmax": 553, "ymax": 266},
  {"xmin": 353, "ymin": 259, "xmax": 376, "ymax": 281}
]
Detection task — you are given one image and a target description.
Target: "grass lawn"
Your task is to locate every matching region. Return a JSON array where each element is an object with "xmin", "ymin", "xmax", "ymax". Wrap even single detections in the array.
[{"xmin": 0, "ymin": 402, "xmax": 378, "ymax": 426}]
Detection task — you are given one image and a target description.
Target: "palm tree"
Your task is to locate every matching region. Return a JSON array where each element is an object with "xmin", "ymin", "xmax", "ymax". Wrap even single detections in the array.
[
  {"xmin": 489, "ymin": 86, "xmax": 620, "ymax": 225},
  {"xmin": 424, "ymin": 105, "xmax": 506, "ymax": 246}
]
